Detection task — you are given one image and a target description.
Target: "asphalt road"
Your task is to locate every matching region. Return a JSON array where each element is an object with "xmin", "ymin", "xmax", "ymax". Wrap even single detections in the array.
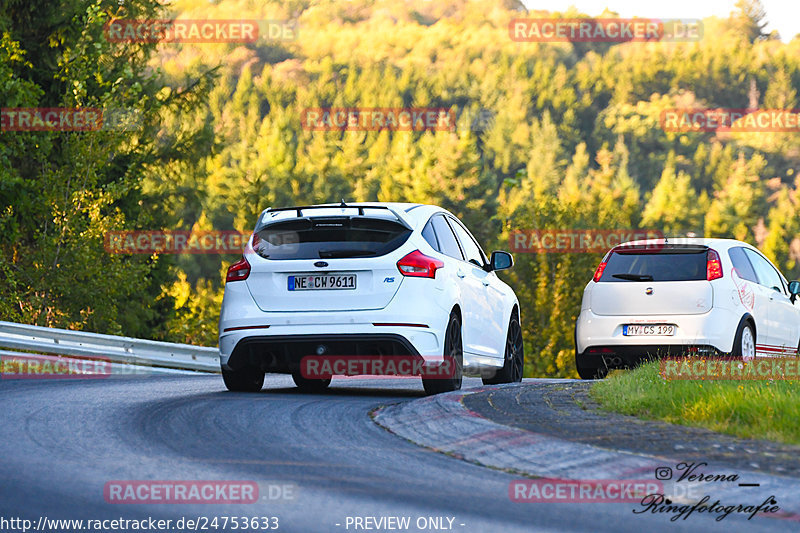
[{"xmin": 0, "ymin": 374, "xmax": 793, "ymax": 533}]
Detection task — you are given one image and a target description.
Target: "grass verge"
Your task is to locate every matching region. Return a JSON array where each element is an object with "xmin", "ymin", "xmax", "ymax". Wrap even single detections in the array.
[{"xmin": 590, "ymin": 360, "xmax": 800, "ymax": 445}]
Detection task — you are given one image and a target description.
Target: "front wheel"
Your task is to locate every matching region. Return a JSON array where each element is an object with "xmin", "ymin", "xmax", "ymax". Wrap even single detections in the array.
[
  {"xmin": 732, "ymin": 321, "xmax": 756, "ymax": 361},
  {"xmin": 422, "ymin": 312, "xmax": 463, "ymax": 395},
  {"xmin": 222, "ymin": 365, "xmax": 265, "ymax": 392},
  {"xmin": 482, "ymin": 314, "xmax": 524, "ymax": 385}
]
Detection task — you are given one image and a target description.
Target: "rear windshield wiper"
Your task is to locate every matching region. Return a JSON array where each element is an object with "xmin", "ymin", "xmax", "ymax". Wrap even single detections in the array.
[
  {"xmin": 318, "ymin": 249, "xmax": 376, "ymax": 258},
  {"xmin": 612, "ymin": 273, "xmax": 654, "ymax": 281}
]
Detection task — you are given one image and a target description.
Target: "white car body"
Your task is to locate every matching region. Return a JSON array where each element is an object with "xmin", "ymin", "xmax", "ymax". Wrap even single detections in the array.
[
  {"xmin": 575, "ymin": 238, "xmax": 800, "ymax": 378},
  {"xmin": 219, "ymin": 202, "xmax": 520, "ymax": 391}
]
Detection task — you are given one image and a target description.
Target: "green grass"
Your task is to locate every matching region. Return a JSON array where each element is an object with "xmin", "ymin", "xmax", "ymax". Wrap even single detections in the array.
[{"xmin": 590, "ymin": 361, "xmax": 800, "ymax": 445}]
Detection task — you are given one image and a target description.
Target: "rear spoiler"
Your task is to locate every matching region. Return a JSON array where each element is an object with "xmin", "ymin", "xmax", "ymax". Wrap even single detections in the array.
[
  {"xmin": 256, "ymin": 203, "xmax": 413, "ymax": 231},
  {"xmin": 612, "ymin": 243, "xmax": 709, "ymax": 254}
]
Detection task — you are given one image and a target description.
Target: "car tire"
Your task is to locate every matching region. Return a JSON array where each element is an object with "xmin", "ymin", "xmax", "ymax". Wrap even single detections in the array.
[
  {"xmin": 222, "ymin": 365, "xmax": 265, "ymax": 392},
  {"xmin": 732, "ymin": 321, "xmax": 756, "ymax": 361},
  {"xmin": 576, "ymin": 362, "xmax": 608, "ymax": 380},
  {"xmin": 292, "ymin": 372, "xmax": 332, "ymax": 392},
  {"xmin": 422, "ymin": 312, "xmax": 463, "ymax": 395},
  {"xmin": 482, "ymin": 313, "xmax": 524, "ymax": 385},
  {"xmin": 575, "ymin": 328, "xmax": 609, "ymax": 380}
]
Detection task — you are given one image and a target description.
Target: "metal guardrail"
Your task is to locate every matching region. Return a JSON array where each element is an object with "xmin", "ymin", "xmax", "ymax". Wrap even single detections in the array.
[{"xmin": 0, "ymin": 321, "xmax": 219, "ymax": 373}]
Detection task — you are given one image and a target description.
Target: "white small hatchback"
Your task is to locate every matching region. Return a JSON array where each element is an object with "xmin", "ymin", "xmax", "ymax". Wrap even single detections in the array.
[{"xmin": 575, "ymin": 238, "xmax": 800, "ymax": 379}]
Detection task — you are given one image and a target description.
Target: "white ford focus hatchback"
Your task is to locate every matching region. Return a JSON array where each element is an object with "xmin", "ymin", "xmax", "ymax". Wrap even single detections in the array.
[
  {"xmin": 219, "ymin": 202, "xmax": 523, "ymax": 394},
  {"xmin": 575, "ymin": 238, "xmax": 800, "ymax": 379}
]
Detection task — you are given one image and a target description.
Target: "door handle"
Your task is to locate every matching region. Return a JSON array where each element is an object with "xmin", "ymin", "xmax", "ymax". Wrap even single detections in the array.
[
  {"xmin": 482, "ymin": 280, "xmax": 490, "ymax": 286},
  {"xmin": 456, "ymin": 270, "xmax": 465, "ymax": 278}
]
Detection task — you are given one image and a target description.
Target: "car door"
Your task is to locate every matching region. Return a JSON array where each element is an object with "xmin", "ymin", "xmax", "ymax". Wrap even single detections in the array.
[
  {"xmin": 428, "ymin": 214, "xmax": 482, "ymax": 355},
  {"xmin": 446, "ymin": 216, "xmax": 502, "ymax": 358},
  {"xmin": 743, "ymin": 248, "xmax": 798, "ymax": 354},
  {"xmin": 728, "ymin": 246, "xmax": 765, "ymax": 342},
  {"xmin": 769, "ymin": 278, "xmax": 800, "ymax": 354}
]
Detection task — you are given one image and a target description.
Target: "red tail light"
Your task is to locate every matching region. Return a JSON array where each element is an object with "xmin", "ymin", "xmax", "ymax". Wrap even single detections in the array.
[
  {"xmin": 226, "ymin": 256, "xmax": 250, "ymax": 282},
  {"xmin": 707, "ymin": 248, "xmax": 723, "ymax": 281},
  {"xmin": 397, "ymin": 250, "xmax": 444, "ymax": 279},
  {"xmin": 593, "ymin": 260, "xmax": 608, "ymax": 282}
]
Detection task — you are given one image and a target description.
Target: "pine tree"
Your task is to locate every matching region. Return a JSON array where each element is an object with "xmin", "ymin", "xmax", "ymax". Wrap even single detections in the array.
[
  {"xmin": 642, "ymin": 156, "xmax": 706, "ymax": 235},
  {"xmin": 705, "ymin": 153, "xmax": 768, "ymax": 241}
]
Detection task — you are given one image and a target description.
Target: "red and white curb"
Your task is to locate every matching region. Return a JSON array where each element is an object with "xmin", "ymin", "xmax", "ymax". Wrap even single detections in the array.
[{"xmin": 373, "ymin": 384, "xmax": 800, "ymax": 520}]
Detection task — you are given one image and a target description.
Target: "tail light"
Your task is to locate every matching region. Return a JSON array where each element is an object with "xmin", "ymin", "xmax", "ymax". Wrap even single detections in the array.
[
  {"xmin": 226, "ymin": 256, "xmax": 250, "ymax": 282},
  {"xmin": 587, "ymin": 347, "xmax": 615, "ymax": 354},
  {"xmin": 593, "ymin": 259, "xmax": 608, "ymax": 282},
  {"xmin": 397, "ymin": 250, "xmax": 444, "ymax": 279},
  {"xmin": 706, "ymin": 248, "xmax": 723, "ymax": 281}
]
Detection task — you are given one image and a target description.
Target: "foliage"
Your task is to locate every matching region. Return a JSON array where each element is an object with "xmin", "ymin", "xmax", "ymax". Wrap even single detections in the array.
[
  {"xmin": 591, "ymin": 360, "xmax": 800, "ymax": 445},
  {"xmin": 3, "ymin": 0, "xmax": 800, "ymax": 368}
]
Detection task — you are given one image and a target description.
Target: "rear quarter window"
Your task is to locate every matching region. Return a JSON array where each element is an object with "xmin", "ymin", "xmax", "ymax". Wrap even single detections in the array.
[
  {"xmin": 422, "ymin": 219, "xmax": 440, "ymax": 252},
  {"xmin": 728, "ymin": 247, "xmax": 758, "ymax": 282},
  {"xmin": 430, "ymin": 215, "xmax": 463, "ymax": 260}
]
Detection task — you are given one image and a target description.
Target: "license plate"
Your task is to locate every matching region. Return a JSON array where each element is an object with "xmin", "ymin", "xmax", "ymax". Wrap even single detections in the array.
[
  {"xmin": 288, "ymin": 274, "xmax": 357, "ymax": 291},
  {"xmin": 623, "ymin": 324, "xmax": 675, "ymax": 336}
]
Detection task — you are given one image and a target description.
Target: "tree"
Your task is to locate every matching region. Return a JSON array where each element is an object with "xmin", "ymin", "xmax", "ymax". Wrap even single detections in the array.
[
  {"xmin": 642, "ymin": 156, "xmax": 706, "ymax": 235},
  {"xmin": 731, "ymin": 0, "xmax": 769, "ymax": 42},
  {"xmin": 705, "ymin": 153, "xmax": 768, "ymax": 241},
  {"xmin": 762, "ymin": 182, "xmax": 800, "ymax": 279},
  {"xmin": 0, "ymin": 0, "xmax": 216, "ymax": 336}
]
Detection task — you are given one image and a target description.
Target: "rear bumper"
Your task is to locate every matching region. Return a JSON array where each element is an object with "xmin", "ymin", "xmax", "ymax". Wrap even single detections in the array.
[
  {"xmin": 223, "ymin": 333, "xmax": 426, "ymax": 373},
  {"xmin": 575, "ymin": 307, "xmax": 740, "ymax": 357},
  {"xmin": 218, "ymin": 277, "xmax": 450, "ymax": 368},
  {"xmin": 575, "ymin": 344, "xmax": 721, "ymax": 372}
]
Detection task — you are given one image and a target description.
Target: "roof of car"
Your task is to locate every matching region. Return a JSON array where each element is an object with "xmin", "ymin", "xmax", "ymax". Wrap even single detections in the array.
[
  {"xmin": 617, "ymin": 237, "xmax": 757, "ymax": 250},
  {"xmin": 258, "ymin": 202, "xmax": 444, "ymax": 229}
]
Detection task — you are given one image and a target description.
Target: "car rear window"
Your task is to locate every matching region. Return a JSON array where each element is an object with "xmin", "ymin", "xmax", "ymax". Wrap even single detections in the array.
[
  {"xmin": 598, "ymin": 248, "xmax": 707, "ymax": 282},
  {"xmin": 253, "ymin": 217, "xmax": 411, "ymax": 260}
]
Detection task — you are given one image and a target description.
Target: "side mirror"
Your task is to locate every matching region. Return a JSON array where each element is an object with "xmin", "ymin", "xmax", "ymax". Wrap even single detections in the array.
[
  {"xmin": 789, "ymin": 280, "xmax": 800, "ymax": 303},
  {"xmin": 488, "ymin": 251, "xmax": 514, "ymax": 272}
]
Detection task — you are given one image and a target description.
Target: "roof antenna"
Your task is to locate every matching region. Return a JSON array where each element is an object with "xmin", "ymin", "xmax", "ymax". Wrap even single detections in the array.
[{"xmin": 340, "ymin": 199, "xmax": 347, "ymax": 207}]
